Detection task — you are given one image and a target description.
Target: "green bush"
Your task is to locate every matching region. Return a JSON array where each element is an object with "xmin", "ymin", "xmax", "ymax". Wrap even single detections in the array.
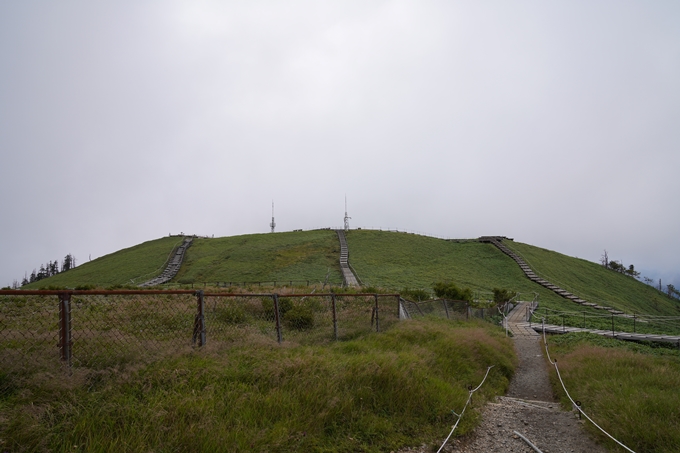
[
  {"xmin": 283, "ymin": 306, "xmax": 315, "ymax": 330},
  {"xmin": 492, "ymin": 288, "xmax": 516, "ymax": 305},
  {"xmin": 401, "ymin": 287, "xmax": 430, "ymax": 301},
  {"xmin": 432, "ymin": 281, "xmax": 472, "ymax": 302}
]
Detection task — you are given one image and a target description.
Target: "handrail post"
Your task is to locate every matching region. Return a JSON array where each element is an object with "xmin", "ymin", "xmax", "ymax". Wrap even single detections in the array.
[{"xmin": 58, "ymin": 293, "xmax": 72, "ymax": 367}]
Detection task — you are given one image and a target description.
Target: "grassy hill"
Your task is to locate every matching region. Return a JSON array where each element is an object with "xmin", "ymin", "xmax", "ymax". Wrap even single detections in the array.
[
  {"xmin": 23, "ymin": 229, "xmax": 678, "ymax": 316},
  {"xmin": 173, "ymin": 230, "xmax": 343, "ymax": 285},
  {"xmin": 345, "ymin": 230, "xmax": 678, "ymax": 316},
  {"xmin": 22, "ymin": 236, "xmax": 184, "ymax": 289},
  {"xmin": 504, "ymin": 240, "xmax": 678, "ymax": 316}
]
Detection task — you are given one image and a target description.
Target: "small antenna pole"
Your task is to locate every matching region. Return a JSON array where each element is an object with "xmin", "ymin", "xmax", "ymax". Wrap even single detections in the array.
[
  {"xmin": 270, "ymin": 201, "xmax": 276, "ymax": 233},
  {"xmin": 344, "ymin": 195, "xmax": 351, "ymax": 231}
]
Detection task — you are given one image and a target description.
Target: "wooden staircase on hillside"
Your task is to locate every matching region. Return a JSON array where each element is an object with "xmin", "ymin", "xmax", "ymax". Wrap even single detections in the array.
[
  {"xmin": 336, "ymin": 230, "xmax": 359, "ymax": 287},
  {"xmin": 480, "ymin": 236, "xmax": 626, "ymax": 316},
  {"xmin": 139, "ymin": 237, "xmax": 193, "ymax": 287}
]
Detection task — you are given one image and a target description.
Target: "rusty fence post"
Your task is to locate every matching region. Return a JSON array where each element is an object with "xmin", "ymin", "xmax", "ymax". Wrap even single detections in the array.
[
  {"xmin": 331, "ymin": 294, "xmax": 338, "ymax": 340},
  {"xmin": 273, "ymin": 294, "xmax": 283, "ymax": 343},
  {"xmin": 374, "ymin": 294, "xmax": 380, "ymax": 332},
  {"xmin": 193, "ymin": 290, "xmax": 206, "ymax": 346},
  {"xmin": 58, "ymin": 293, "xmax": 72, "ymax": 367}
]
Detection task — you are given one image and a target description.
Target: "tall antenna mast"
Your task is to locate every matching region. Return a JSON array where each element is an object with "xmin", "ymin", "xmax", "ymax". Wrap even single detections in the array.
[
  {"xmin": 270, "ymin": 201, "xmax": 276, "ymax": 233},
  {"xmin": 344, "ymin": 195, "xmax": 351, "ymax": 231}
]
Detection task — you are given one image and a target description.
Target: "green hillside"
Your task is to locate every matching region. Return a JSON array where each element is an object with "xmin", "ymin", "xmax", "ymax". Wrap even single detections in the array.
[
  {"xmin": 22, "ymin": 236, "xmax": 184, "ymax": 288},
  {"xmin": 504, "ymin": 241, "xmax": 678, "ymax": 316},
  {"xmin": 345, "ymin": 230, "xmax": 678, "ymax": 316},
  {"xmin": 173, "ymin": 230, "xmax": 343, "ymax": 285},
  {"xmin": 23, "ymin": 229, "xmax": 678, "ymax": 317}
]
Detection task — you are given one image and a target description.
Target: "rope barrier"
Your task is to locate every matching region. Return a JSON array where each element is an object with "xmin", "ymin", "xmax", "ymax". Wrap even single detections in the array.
[
  {"xmin": 542, "ymin": 326, "xmax": 637, "ymax": 453},
  {"xmin": 513, "ymin": 430, "xmax": 544, "ymax": 453},
  {"xmin": 435, "ymin": 365, "xmax": 494, "ymax": 453}
]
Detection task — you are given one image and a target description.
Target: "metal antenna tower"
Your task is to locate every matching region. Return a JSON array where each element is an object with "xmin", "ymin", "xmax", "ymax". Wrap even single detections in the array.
[
  {"xmin": 344, "ymin": 195, "xmax": 351, "ymax": 231},
  {"xmin": 270, "ymin": 201, "xmax": 276, "ymax": 233}
]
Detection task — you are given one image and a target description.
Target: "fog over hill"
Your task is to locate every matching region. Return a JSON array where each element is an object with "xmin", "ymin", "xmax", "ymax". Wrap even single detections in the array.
[{"xmin": 1, "ymin": 1, "xmax": 679, "ymax": 289}]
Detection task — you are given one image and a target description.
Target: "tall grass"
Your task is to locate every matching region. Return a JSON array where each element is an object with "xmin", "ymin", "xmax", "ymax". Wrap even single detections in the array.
[
  {"xmin": 547, "ymin": 333, "xmax": 680, "ymax": 453},
  {"xmin": 0, "ymin": 319, "xmax": 515, "ymax": 452}
]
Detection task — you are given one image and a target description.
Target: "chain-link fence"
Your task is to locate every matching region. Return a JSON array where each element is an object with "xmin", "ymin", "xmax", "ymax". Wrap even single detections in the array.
[
  {"xmin": 0, "ymin": 290, "xmax": 403, "ymax": 392},
  {"xmin": 399, "ymin": 298, "xmax": 498, "ymax": 322}
]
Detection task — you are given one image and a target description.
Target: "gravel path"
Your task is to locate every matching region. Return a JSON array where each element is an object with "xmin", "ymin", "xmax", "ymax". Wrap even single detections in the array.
[{"xmin": 398, "ymin": 303, "xmax": 610, "ymax": 453}]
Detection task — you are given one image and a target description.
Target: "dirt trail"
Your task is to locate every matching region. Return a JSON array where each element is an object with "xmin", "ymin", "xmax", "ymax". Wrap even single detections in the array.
[{"xmin": 399, "ymin": 302, "xmax": 610, "ymax": 453}]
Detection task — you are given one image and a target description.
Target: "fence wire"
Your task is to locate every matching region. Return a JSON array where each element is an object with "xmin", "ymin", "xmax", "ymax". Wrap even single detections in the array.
[
  {"xmin": 400, "ymin": 298, "xmax": 491, "ymax": 322},
  {"xmin": 1, "ymin": 290, "xmax": 408, "ymax": 396}
]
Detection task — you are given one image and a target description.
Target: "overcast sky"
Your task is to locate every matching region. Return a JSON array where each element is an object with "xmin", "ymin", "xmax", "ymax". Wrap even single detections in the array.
[{"xmin": 1, "ymin": 1, "xmax": 679, "ymax": 289}]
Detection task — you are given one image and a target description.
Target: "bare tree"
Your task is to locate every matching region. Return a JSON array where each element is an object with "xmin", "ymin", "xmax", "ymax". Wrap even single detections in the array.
[{"xmin": 600, "ymin": 250, "xmax": 609, "ymax": 269}]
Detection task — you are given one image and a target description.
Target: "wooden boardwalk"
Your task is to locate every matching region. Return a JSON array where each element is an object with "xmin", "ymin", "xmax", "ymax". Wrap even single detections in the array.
[
  {"xmin": 505, "ymin": 301, "xmax": 540, "ymax": 337},
  {"xmin": 528, "ymin": 322, "xmax": 680, "ymax": 345},
  {"xmin": 482, "ymin": 236, "xmax": 628, "ymax": 316},
  {"xmin": 139, "ymin": 237, "xmax": 193, "ymax": 287},
  {"xmin": 336, "ymin": 230, "xmax": 359, "ymax": 287}
]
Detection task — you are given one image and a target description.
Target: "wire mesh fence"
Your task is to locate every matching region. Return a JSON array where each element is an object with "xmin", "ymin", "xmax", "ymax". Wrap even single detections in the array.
[
  {"xmin": 0, "ymin": 290, "xmax": 405, "ymax": 395},
  {"xmin": 399, "ymin": 298, "xmax": 498, "ymax": 322}
]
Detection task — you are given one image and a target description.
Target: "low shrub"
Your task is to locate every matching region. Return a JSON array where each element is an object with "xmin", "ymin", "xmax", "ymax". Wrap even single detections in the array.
[{"xmin": 284, "ymin": 306, "xmax": 315, "ymax": 330}]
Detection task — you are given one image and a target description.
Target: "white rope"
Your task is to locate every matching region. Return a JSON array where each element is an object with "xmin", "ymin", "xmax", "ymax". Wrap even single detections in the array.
[
  {"xmin": 513, "ymin": 430, "xmax": 543, "ymax": 453},
  {"xmin": 542, "ymin": 326, "xmax": 637, "ymax": 453},
  {"xmin": 436, "ymin": 365, "xmax": 494, "ymax": 453}
]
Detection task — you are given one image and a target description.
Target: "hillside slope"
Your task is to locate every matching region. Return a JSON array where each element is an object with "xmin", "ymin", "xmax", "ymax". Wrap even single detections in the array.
[
  {"xmin": 505, "ymin": 241, "xmax": 678, "ymax": 316},
  {"xmin": 172, "ymin": 230, "xmax": 343, "ymax": 285},
  {"xmin": 345, "ymin": 230, "xmax": 678, "ymax": 316},
  {"xmin": 22, "ymin": 236, "xmax": 184, "ymax": 288},
  {"xmin": 22, "ymin": 229, "xmax": 678, "ymax": 317}
]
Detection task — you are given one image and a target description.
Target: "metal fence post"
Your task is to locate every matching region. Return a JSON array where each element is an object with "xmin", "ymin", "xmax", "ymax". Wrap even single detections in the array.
[
  {"xmin": 443, "ymin": 299, "xmax": 450, "ymax": 319},
  {"xmin": 193, "ymin": 290, "xmax": 206, "ymax": 347},
  {"xmin": 331, "ymin": 294, "xmax": 338, "ymax": 340},
  {"xmin": 633, "ymin": 313, "xmax": 636, "ymax": 333},
  {"xmin": 273, "ymin": 294, "xmax": 283, "ymax": 343},
  {"xmin": 58, "ymin": 293, "xmax": 72, "ymax": 367},
  {"xmin": 611, "ymin": 313, "xmax": 614, "ymax": 336},
  {"xmin": 374, "ymin": 294, "xmax": 380, "ymax": 332}
]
